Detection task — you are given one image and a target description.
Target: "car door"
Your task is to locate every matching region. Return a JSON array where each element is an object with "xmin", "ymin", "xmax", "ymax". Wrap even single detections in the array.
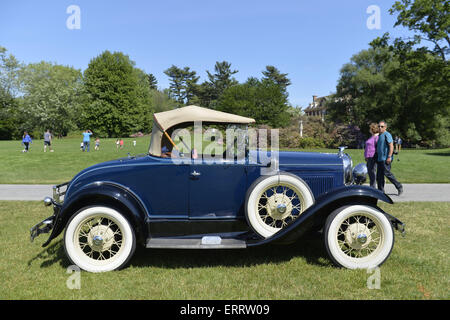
[
  {"xmin": 138, "ymin": 158, "xmax": 190, "ymax": 218},
  {"xmin": 189, "ymin": 158, "xmax": 247, "ymax": 219}
]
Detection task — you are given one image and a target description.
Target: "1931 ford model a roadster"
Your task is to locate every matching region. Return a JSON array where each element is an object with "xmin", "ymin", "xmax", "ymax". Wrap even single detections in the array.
[{"xmin": 31, "ymin": 105, "xmax": 405, "ymax": 272}]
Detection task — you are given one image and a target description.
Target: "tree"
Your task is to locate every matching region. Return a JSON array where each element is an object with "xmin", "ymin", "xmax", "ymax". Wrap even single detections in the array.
[
  {"xmin": 150, "ymin": 88, "xmax": 178, "ymax": 113},
  {"xmin": 261, "ymin": 65, "xmax": 291, "ymax": 95},
  {"xmin": 216, "ymin": 78, "xmax": 290, "ymax": 128},
  {"xmin": 327, "ymin": 34, "xmax": 450, "ymax": 146},
  {"xmin": 147, "ymin": 73, "xmax": 158, "ymax": 90},
  {"xmin": 203, "ymin": 61, "xmax": 238, "ymax": 108},
  {"xmin": 82, "ymin": 51, "xmax": 151, "ymax": 137},
  {"xmin": 0, "ymin": 46, "xmax": 21, "ymax": 139},
  {"xmin": 18, "ymin": 61, "xmax": 83, "ymax": 137},
  {"xmin": 164, "ymin": 65, "xmax": 199, "ymax": 106},
  {"xmin": 390, "ymin": 0, "xmax": 450, "ymax": 60}
]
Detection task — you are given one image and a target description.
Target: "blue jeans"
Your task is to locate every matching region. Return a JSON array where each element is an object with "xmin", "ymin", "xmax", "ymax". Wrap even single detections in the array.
[{"xmin": 83, "ymin": 141, "xmax": 90, "ymax": 152}]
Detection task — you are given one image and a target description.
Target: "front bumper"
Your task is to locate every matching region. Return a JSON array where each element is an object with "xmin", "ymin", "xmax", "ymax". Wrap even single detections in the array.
[
  {"xmin": 30, "ymin": 200, "xmax": 62, "ymax": 243},
  {"xmin": 30, "ymin": 182, "xmax": 68, "ymax": 244}
]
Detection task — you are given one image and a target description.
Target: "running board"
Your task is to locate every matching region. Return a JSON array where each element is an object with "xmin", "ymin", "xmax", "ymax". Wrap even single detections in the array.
[{"xmin": 146, "ymin": 236, "xmax": 247, "ymax": 249}]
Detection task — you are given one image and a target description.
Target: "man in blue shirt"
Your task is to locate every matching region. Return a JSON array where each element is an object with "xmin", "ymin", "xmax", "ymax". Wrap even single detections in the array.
[
  {"xmin": 82, "ymin": 130, "xmax": 93, "ymax": 152},
  {"xmin": 376, "ymin": 121, "xmax": 403, "ymax": 195}
]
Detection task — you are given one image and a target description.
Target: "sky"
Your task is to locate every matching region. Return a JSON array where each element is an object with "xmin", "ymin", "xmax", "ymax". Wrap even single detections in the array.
[{"xmin": 0, "ymin": 0, "xmax": 414, "ymax": 108}]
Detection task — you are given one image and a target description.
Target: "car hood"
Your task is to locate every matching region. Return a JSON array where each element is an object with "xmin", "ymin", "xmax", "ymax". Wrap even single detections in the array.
[
  {"xmin": 68, "ymin": 154, "xmax": 152, "ymax": 189},
  {"xmin": 251, "ymin": 150, "xmax": 342, "ymax": 166}
]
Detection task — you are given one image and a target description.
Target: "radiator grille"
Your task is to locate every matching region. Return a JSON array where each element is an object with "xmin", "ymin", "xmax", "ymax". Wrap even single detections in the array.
[{"xmin": 302, "ymin": 176, "xmax": 335, "ymax": 197}]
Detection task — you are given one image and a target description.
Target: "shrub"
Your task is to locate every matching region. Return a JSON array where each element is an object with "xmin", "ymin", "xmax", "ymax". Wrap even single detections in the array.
[{"xmin": 298, "ymin": 137, "xmax": 325, "ymax": 148}]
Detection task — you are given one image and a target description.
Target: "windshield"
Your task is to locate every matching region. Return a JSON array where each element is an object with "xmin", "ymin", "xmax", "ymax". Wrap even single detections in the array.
[{"xmin": 149, "ymin": 122, "xmax": 249, "ymax": 162}]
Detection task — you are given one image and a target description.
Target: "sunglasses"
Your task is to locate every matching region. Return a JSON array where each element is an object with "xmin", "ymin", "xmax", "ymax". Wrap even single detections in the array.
[{"xmin": 378, "ymin": 125, "xmax": 385, "ymax": 128}]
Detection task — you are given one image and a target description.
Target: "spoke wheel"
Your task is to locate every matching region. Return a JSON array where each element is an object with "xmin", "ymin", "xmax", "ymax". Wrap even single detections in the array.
[
  {"xmin": 75, "ymin": 215, "xmax": 124, "ymax": 262},
  {"xmin": 256, "ymin": 183, "xmax": 305, "ymax": 229},
  {"xmin": 324, "ymin": 205, "xmax": 394, "ymax": 269},
  {"xmin": 336, "ymin": 214, "xmax": 381, "ymax": 258},
  {"xmin": 246, "ymin": 173, "xmax": 314, "ymax": 238},
  {"xmin": 64, "ymin": 206, "xmax": 136, "ymax": 272}
]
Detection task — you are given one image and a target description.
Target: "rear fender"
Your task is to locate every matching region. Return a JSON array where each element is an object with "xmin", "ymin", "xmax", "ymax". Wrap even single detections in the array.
[
  {"xmin": 248, "ymin": 185, "xmax": 394, "ymax": 246},
  {"xmin": 42, "ymin": 182, "xmax": 149, "ymax": 247}
]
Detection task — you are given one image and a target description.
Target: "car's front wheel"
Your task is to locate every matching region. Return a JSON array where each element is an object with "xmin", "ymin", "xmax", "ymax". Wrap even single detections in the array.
[
  {"xmin": 324, "ymin": 205, "xmax": 394, "ymax": 269},
  {"xmin": 64, "ymin": 206, "xmax": 136, "ymax": 272},
  {"xmin": 245, "ymin": 173, "xmax": 315, "ymax": 238}
]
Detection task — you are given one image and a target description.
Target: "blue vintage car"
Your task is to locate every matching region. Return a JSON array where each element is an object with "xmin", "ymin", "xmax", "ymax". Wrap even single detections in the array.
[{"xmin": 31, "ymin": 105, "xmax": 405, "ymax": 272}]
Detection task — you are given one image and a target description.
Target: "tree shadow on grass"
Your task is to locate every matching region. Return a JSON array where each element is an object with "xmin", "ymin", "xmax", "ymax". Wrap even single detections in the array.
[
  {"xmin": 27, "ymin": 232, "xmax": 333, "ymax": 270},
  {"xmin": 425, "ymin": 151, "xmax": 450, "ymax": 157}
]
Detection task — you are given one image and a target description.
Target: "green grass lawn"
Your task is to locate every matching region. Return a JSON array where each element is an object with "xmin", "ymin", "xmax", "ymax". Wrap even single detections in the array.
[
  {"xmin": 0, "ymin": 201, "xmax": 448, "ymax": 299},
  {"xmin": 0, "ymin": 137, "xmax": 449, "ymax": 184},
  {"xmin": 0, "ymin": 137, "xmax": 150, "ymax": 184},
  {"xmin": 297, "ymin": 147, "xmax": 450, "ymax": 184}
]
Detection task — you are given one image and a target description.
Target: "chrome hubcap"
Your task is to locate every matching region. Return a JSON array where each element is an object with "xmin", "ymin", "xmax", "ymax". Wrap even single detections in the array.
[
  {"xmin": 257, "ymin": 184, "xmax": 304, "ymax": 228},
  {"xmin": 77, "ymin": 216, "xmax": 123, "ymax": 261},
  {"xmin": 277, "ymin": 203, "xmax": 287, "ymax": 214},
  {"xmin": 336, "ymin": 214, "xmax": 383, "ymax": 258},
  {"xmin": 357, "ymin": 233, "xmax": 368, "ymax": 244}
]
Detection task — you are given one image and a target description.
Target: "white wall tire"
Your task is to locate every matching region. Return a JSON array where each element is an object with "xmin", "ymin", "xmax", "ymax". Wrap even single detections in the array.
[
  {"xmin": 324, "ymin": 205, "xmax": 394, "ymax": 269},
  {"xmin": 246, "ymin": 173, "xmax": 314, "ymax": 238},
  {"xmin": 64, "ymin": 206, "xmax": 136, "ymax": 272}
]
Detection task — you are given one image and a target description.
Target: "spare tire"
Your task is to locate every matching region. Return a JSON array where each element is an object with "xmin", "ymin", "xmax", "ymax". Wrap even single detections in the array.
[{"xmin": 245, "ymin": 173, "xmax": 315, "ymax": 238}]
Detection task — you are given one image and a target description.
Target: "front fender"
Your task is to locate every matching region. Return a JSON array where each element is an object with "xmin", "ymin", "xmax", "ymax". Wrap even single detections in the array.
[
  {"xmin": 248, "ymin": 185, "xmax": 394, "ymax": 246},
  {"xmin": 42, "ymin": 181, "xmax": 149, "ymax": 247}
]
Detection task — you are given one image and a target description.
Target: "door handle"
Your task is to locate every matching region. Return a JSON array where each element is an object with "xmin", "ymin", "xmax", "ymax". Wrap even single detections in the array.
[{"xmin": 190, "ymin": 170, "xmax": 201, "ymax": 177}]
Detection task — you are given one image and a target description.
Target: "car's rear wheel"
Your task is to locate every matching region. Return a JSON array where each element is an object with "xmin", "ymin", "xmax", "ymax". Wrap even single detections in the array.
[
  {"xmin": 324, "ymin": 205, "xmax": 394, "ymax": 269},
  {"xmin": 245, "ymin": 173, "xmax": 315, "ymax": 238},
  {"xmin": 64, "ymin": 206, "xmax": 136, "ymax": 272}
]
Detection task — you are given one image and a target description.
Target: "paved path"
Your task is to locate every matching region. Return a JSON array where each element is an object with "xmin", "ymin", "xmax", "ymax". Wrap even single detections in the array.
[
  {"xmin": 0, "ymin": 184, "xmax": 449, "ymax": 202},
  {"xmin": 0, "ymin": 184, "xmax": 54, "ymax": 201}
]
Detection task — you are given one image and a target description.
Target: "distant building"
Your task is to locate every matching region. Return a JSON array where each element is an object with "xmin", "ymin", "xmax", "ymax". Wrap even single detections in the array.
[{"xmin": 304, "ymin": 95, "xmax": 330, "ymax": 121}]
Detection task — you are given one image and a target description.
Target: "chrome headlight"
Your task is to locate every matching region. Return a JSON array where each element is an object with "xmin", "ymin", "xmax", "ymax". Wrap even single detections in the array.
[
  {"xmin": 352, "ymin": 163, "xmax": 368, "ymax": 185},
  {"xmin": 343, "ymin": 154, "xmax": 353, "ymax": 185}
]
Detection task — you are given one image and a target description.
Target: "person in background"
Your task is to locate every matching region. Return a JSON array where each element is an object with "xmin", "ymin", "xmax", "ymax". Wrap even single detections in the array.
[
  {"xmin": 94, "ymin": 138, "xmax": 100, "ymax": 151},
  {"xmin": 119, "ymin": 138, "xmax": 124, "ymax": 149},
  {"xmin": 22, "ymin": 131, "xmax": 32, "ymax": 152},
  {"xmin": 44, "ymin": 129, "xmax": 54, "ymax": 152},
  {"xmin": 364, "ymin": 123, "xmax": 379, "ymax": 188},
  {"xmin": 82, "ymin": 130, "xmax": 93, "ymax": 152},
  {"xmin": 376, "ymin": 121, "xmax": 403, "ymax": 196},
  {"xmin": 395, "ymin": 136, "xmax": 402, "ymax": 161}
]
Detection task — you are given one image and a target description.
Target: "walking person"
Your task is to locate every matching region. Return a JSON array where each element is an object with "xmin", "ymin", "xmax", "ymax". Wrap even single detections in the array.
[
  {"xmin": 364, "ymin": 123, "xmax": 379, "ymax": 188},
  {"xmin": 44, "ymin": 129, "xmax": 54, "ymax": 152},
  {"xmin": 22, "ymin": 131, "xmax": 32, "ymax": 152},
  {"xmin": 82, "ymin": 130, "xmax": 93, "ymax": 152},
  {"xmin": 376, "ymin": 121, "xmax": 403, "ymax": 196}
]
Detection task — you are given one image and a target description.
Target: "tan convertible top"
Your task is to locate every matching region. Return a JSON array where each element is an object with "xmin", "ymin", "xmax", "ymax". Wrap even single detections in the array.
[
  {"xmin": 149, "ymin": 105, "xmax": 255, "ymax": 157},
  {"xmin": 153, "ymin": 105, "xmax": 255, "ymax": 131}
]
